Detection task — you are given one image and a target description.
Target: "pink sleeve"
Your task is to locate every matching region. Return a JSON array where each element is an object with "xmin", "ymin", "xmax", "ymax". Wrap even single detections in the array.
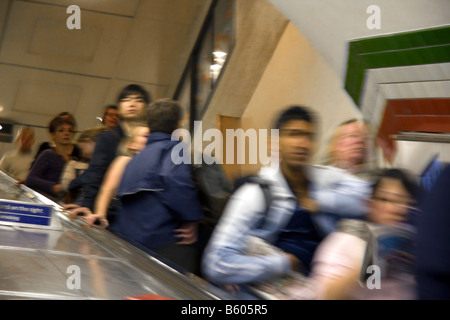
[{"xmin": 309, "ymin": 232, "xmax": 367, "ymax": 299}]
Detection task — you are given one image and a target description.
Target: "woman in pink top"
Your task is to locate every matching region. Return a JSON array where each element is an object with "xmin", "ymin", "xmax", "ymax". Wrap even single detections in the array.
[{"xmin": 288, "ymin": 168, "xmax": 420, "ymax": 300}]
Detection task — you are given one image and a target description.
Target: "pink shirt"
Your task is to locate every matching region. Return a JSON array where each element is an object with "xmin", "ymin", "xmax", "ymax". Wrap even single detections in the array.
[{"xmin": 285, "ymin": 231, "xmax": 416, "ymax": 300}]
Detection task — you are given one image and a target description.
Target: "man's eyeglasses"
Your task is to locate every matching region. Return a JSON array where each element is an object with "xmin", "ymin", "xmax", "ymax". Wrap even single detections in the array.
[{"xmin": 279, "ymin": 129, "xmax": 315, "ymax": 140}]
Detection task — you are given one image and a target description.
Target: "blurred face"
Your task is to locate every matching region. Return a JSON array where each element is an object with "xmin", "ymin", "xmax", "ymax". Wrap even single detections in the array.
[
  {"xmin": 278, "ymin": 120, "xmax": 316, "ymax": 170},
  {"xmin": 51, "ymin": 124, "xmax": 74, "ymax": 146},
  {"xmin": 118, "ymin": 94, "xmax": 147, "ymax": 122},
  {"xmin": 128, "ymin": 126, "xmax": 149, "ymax": 154},
  {"xmin": 19, "ymin": 130, "xmax": 35, "ymax": 153},
  {"xmin": 368, "ymin": 178, "xmax": 414, "ymax": 225},
  {"xmin": 78, "ymin": 139, "xmax": 95, "ymax": 160},
  {"xmin": 103, "ymin": 108, "xmax": 120, "ymax": 129},
  {"xmin": 333, "ymin": 121, "xmax": 367, "ymax": 167}
]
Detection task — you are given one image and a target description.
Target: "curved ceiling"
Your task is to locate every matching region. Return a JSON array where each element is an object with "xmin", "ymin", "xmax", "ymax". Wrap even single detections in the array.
[{"xmin": 0, "ymin": 0, "xmax": 211, "ymax": 130}]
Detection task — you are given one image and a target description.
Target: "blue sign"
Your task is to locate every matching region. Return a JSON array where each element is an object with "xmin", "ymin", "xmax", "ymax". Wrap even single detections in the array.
[{"xmin": 0, "ymin": 200, "xmax": 53, "ymax": 227}]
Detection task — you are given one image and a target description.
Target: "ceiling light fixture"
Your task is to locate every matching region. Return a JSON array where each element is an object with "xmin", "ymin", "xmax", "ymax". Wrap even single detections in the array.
[
  {"xmin": 210, "ymin": 64, "xmax": 222, "ymax": 71},
  {"xmin": 214, "ymin": 57, "xmax": 225, "ymax": 64},
  {"xmin": 213, "ymin": 51, "xmax": 227, "ymax": 59}
]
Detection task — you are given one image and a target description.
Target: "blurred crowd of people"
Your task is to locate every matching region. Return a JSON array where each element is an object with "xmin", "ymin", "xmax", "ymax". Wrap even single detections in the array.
[{"xmin": 0, "ymin": 83, "xmax": 448, "ymax": 300}]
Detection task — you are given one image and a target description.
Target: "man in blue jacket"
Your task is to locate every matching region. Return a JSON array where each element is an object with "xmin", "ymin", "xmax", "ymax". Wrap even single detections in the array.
[{"xmin": 116, "ymin": 98, "xmax": 204, "ymax": 273}]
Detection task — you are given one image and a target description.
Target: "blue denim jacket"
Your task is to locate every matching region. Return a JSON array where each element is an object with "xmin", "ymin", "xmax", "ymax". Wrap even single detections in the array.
[
  {"xmin": 311, "ymin": 165, "xmax": 372, "ymax": 236},
  {"xmin": 202, "ymin": 166, "xmax": 310, "ymax": 285},
  {"xmin": 202, "ymin": 163, "xmax": 376, "ymax": 285}
]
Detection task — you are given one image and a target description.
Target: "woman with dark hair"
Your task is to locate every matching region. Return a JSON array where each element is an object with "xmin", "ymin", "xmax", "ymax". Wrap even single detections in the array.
[
  {"xmin": 32, "ymin": 112, "xmax": 81, "ymax": 166},
  {"xmin": 25, "ymin": 116, "xmax": 76, "ymax": 200},
  {"xmin": 288, "ymin": 168, "xmax": 421, "ymax": 300}
]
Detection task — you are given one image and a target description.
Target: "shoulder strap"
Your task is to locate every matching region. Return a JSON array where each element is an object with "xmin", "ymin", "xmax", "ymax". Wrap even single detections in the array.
[
  {"xmin": 256, "ymin": 179, "xmax": 273, "ymax": 216},
  {"xmin": 246, "ymin": 176, "xmax": 274, "ymax": 229}
]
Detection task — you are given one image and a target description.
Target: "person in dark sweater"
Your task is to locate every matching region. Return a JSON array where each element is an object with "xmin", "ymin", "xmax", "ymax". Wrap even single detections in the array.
[
  {"xmin": 25, "ymin": 116, "xmax": 76, "ymax": 201},
  {"xmin": 31, "ymin": 112, "xmax": 81, "ymax": 168}
]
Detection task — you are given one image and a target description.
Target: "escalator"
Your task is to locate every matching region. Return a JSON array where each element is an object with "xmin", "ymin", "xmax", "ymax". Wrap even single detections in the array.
[{"xmin": 0, "ymin": 170, "xmax": 230, "ymax": 300}]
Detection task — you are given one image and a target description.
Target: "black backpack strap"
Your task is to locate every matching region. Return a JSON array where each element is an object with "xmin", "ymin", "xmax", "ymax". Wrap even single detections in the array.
[
  {"xmin": 233, "ymin": 175, "xmax": 272, "ymax": 209},
  {"xmin": 245, "ymin": 176, "xmax": 274, "ymax": 229},
  {"xmin": 256, "ymin": 179, "xmax": 273, "ymax": 217}
]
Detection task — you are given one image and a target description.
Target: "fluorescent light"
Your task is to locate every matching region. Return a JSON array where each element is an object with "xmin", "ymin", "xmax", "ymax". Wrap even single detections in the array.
[
  {"xmin": 213, "ymin": 51, "xmax": 227, "ymax": 58},
  {"xmin": 214, "ymin": 57, "xmax": 225, "ymax": 64},
  {"xmin": 210, "ymin": 64, "xmax": 222, "ymax": 71}
]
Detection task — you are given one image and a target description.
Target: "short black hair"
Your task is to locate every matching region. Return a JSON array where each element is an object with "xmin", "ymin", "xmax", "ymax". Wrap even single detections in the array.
[
  {"xmin": 372, "ymin": 168, "xmax": 420, "ymax": 200},
  {"xmin": 103, "ymin": 105, "xmax": 117, "ymax": 116},
  {"xmin": 104, "ymin": 104, "xmax": 117, "ymax": 111},
  {"xmin": 117, "ymin": 84, "xmax": 151, "ymax": 104},
  {"xmin": 274, "ymin": 105, "xmax": 316, "ymax": 130},
  {"xmin": 147, "ymin": 98, "xmax": 183, "ymax": 134}
]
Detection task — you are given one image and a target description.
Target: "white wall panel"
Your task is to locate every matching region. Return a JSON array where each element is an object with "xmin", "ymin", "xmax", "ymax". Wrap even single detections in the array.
[
  {"xmin": 394, "ymin": 140, "xmax": 450, "ymax": 176},
  {"xmin": 0, "ymin": 1, "xmax": 133, "ymax": 78},
  {"xmin": 268, "ymin": 0, "xmax": 450, "ymax": 82}
]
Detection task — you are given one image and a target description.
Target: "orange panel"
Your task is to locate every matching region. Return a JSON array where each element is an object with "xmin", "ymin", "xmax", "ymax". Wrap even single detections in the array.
[{"xmin": 375, "ymin": 98, "xmax": 450, "ymax": 163}]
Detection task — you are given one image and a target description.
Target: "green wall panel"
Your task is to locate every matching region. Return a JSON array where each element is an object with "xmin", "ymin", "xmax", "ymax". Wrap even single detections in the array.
[{"xmin": 345, "ymin": 25, "xmax": 450, "ymax": 106}]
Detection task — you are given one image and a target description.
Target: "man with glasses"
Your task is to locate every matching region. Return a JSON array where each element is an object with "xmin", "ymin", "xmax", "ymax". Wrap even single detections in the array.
[{"xmin": 202, "ymin": 105, "xmax": 321, "ymax": 297}]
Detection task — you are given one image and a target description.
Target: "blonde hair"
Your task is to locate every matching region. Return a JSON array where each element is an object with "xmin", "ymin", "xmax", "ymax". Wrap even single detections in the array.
[
  {"xmin": 117, "ymin": 124, "xmax": 149, "ymax": 157},
  {"xmin": 14, "ymin": 127, "xmax": 35, "ymax": 145},
  {"xmin": 76, "ymin": 126, "xmax": 109, "ymax": 143},
  {"xmin": 326, "ymin": 119, "xmax": 368, "ymax": 165}
]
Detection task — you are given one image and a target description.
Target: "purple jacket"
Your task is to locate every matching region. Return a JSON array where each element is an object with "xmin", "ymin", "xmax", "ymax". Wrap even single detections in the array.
[{"xmin": 26, "ymin": 149, "xmax": 66, "ymax": 197}]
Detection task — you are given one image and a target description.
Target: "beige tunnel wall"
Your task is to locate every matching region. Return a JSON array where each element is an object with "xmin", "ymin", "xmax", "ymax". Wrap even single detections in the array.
[
  {"xmin": 199, "ymin": 1, "xmax": 364, "ymax": 181},
  {"xmin": 238, "ymin": 22, "xmax": 363, "ymax": 176},
  {"xmin": 195, "ymin": 0, "xmax": 288, "ymax": 182},
  {"xmin": 201, "ymin": 0, "xmax": 289, "ymax": 129}
]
